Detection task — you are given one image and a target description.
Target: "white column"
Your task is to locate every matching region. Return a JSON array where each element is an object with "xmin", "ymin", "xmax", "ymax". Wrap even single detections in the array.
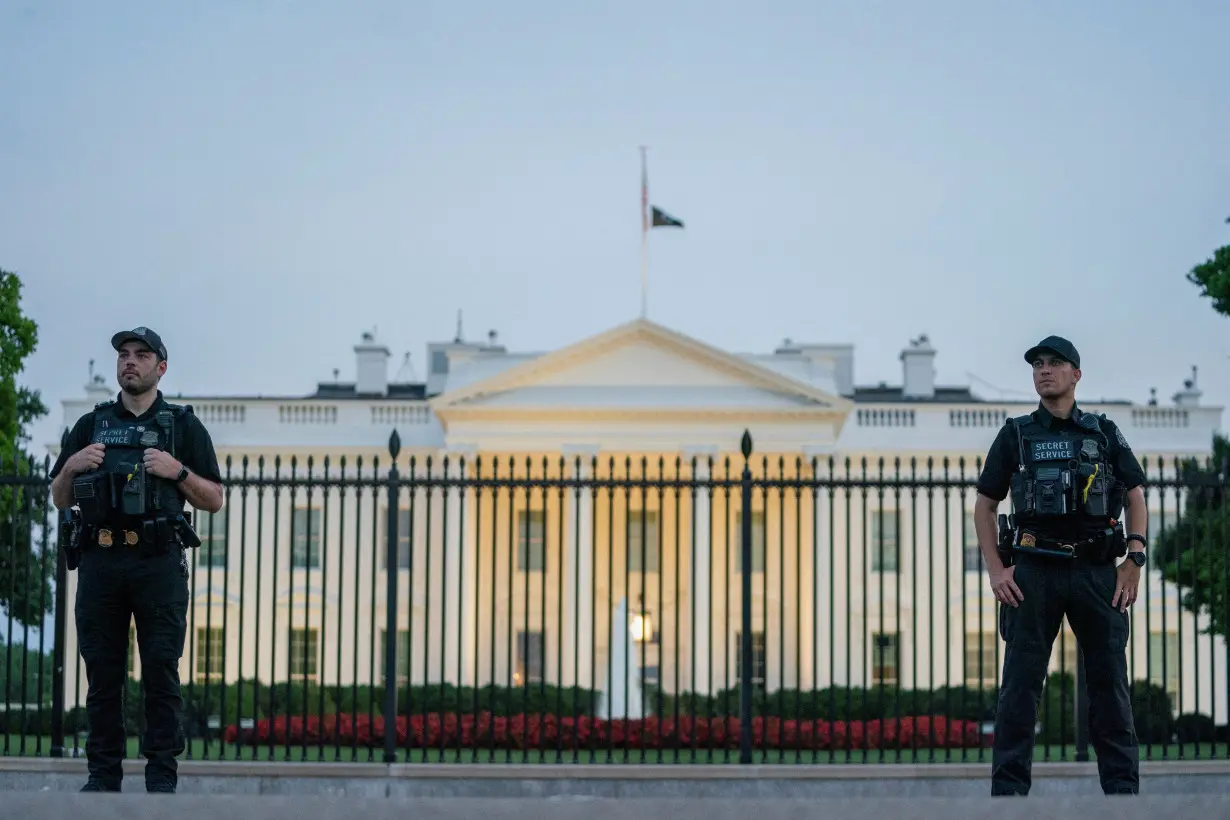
[
  {"xmin": 686, "ymin": 448, "xmax": 716, "ymax": 695},
  {"xmin": 806, "ymin": 445, "xmax": 836, "ymax": 690},
  {"xmin": 563, "ymin": 445, "xmax": 598, "ymax": 688}
]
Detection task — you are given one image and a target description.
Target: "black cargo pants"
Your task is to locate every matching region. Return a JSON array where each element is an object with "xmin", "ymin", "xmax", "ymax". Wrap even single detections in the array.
[
  {"xmin": 991, "ymin": 550, "xmax": 1139, "ymax": 795},
  {"xmin": 74, "ymin": 537, "xmax": 190, "ymax": 792}
]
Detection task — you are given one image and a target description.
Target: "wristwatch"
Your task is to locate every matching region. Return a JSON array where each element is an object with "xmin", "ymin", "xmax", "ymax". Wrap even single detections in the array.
[
  {"xmin": 175, "ymin": 466, "xmax": 190, "ymax": 483},
  {"xmin": 1126, "ymin": 533, "xmax": 1147, "ymax": 566}
]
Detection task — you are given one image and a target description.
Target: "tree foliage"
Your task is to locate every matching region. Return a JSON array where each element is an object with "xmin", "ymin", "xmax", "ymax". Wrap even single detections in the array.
[
  {"xmin": 1155, "ymin": 222, "xmax": 1230, "ymax": 636},
  {"xmin": 1152, "ymin": 437, "xmax": 1230, "ymax": 636},
  {"xmin": 0, "ymin": 268, "xmax": 53, "ymax": 628},
  {"xmin": 1185, "ymin": 218, "xmax": 1230, "ymax": 317}
]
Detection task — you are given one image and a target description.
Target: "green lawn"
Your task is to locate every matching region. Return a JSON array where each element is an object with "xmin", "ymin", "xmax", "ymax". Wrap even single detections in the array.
[{"xmin": 2, "ymin": 736, "xmax": 1226, "ymax": 765}]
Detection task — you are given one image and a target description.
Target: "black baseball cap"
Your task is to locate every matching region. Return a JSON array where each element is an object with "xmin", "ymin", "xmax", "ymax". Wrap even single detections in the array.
[
  {"xmin": 111, "ymin": 326, "xmax": 167, "ymax": 360},
  {"xmin": 1024, "ymin": 335, "xmax": 1079, "ymax": 368}
]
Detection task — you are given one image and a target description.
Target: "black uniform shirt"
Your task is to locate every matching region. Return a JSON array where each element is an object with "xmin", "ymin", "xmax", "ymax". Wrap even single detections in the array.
[
  {"xmin": 50, "ymin": 390, "xmax": 224, "ymax": 487},
  {"xmin": 976, "ymin": 402, "xmax": 1145, "ymax": 536}
]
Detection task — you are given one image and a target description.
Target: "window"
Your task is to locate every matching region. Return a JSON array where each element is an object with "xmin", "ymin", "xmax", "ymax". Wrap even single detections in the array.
[
  {"xmin": 195, "ymin": 627, "xmax": 224, "ymax": 683},
  {"xmin": 292, "ymin": 508, "xmax": 321, "ymax": 570},
  {"xmin": 870, "ymin": 510, "xmax": 899, "ymax": 572},
  {"xmin": 431, "ymin": 349, "xmax": 449, "ymax": 374},
  {"xmin": 872, "ymin": 632, "xmax": 899, "ymax": 684},
  {"xmin": 964, "ymin": 632, "xmax": 997, "ymax": 685},
  {"xmin": 733, "ymin": 511, "xmax": 765, "ymax": 574},
  {"xmin": 380, "ymin": 508, "xmax": 412, "ymax": 570},
  {"xmin": 289, "ymin": 628, "xmax": 319, "ymax": 680},
  {"xmin": 516, "ymin": 630, "xmax": 544, "ymax": 685},
  {"xmin": 963, "ymin": 510, "xmax": 982, "ymax": 572},
  {"xmin": 195, "ymin": 507, "xmax": 228, "ymax": 568},
  {"xmin": 1149, "ymin": 631, "xmax": 1179, "ymax": 700},
  {"xmin": 517, "ymin": 510, "xmax": 545, "ymax": 572},
  {"xmin": 628, "ymin": 510, "xmax": 660, "ymax": 573},
  {"xmin": 379, "ymin": 629, "xmax": 410, "ymax": 684},
  {"xmin": 734, "ymin": 630, "xmax": 767, "ymax": 691}
]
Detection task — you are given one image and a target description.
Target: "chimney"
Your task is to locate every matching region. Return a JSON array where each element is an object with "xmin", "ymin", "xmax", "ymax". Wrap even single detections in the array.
[
  {"xmin": 900, "ymin": 334, "xmax": 936, "ymax": 399},
  {"xmin": 1172, "ymin": 365, "xmax": 1202, "ymax": 407},
  {"xmin": 354, "ymin": 330, "xmax": 391, "ymax": 396}
]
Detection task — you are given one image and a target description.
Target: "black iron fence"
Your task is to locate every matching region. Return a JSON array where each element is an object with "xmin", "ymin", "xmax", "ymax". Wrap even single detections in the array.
[{"xmin": 1, "ymin": 430, "xmax": 1228, "ymax": 765}]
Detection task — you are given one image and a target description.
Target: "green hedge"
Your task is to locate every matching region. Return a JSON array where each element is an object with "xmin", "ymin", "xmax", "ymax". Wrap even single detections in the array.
[
  {"xmin": 0, "ymin": 674, "xmax": 1198, "ymax": 750},
  {"xmin": 646, "ymin": 684, "xmax": 998, "ymax": 723},
  {"xmin": 646, "ymin": 674, "xmax": 1180, "ymax": 747},
  {"xmin": 176, "ymin": 680, "xmax": 602, "ymax": 736}
]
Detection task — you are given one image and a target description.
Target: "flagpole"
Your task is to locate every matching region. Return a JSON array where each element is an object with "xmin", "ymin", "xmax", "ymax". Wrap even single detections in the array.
[{"xmin": 640, "ymin": 145, "xmax": 648, "ymax": 319}]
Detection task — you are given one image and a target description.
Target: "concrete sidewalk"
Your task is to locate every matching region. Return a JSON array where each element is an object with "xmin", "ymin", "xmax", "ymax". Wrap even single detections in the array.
[
  {"xmin": 0, "ymin": 757, "xmax": 1227, "ymax": 798},
  {"xmin": 4, "ymin": 792, "xmax": 1230, "ymax": 819}
]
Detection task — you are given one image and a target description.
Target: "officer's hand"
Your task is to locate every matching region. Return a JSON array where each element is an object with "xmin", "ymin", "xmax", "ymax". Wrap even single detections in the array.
[
  {"xmin": 1112, "ymin": 561, "xmax": 1141, "ymax": 612},
  {"xmin": 142, "ymin": 448, "xmax": 183, "ymax": 480},
  {"xmin": 67, "ymin": 443, "xmax": 104, "ymax": 475},
  {"xmin": 989, "ymin": 565, "xmax": 1024, "ymax": 608}
]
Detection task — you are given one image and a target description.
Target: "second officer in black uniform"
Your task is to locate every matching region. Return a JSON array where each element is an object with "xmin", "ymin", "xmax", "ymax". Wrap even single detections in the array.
[
  {"xmin": 973, "ymin": 335, "xmax": 1148, "ymax": 796},
  {"xmin": 49, "ymin": 327, "xmax": 224, "ymax": 794}
]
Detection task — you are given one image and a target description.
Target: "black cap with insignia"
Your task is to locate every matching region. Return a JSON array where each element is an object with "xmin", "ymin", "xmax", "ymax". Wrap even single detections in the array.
[
  {"xmin": 1024, "ymin": 335, "xmax": 1079, "ymax": 368},
  {"xmin": 111, "ymin": 326, "xmax": 168, "ymax": 361}
]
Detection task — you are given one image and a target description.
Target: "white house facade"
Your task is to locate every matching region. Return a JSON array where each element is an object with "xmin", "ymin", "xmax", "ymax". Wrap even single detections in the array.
[{"xmin": 48, "ymin": 319, "xmax": 1225, "ymax": 725}]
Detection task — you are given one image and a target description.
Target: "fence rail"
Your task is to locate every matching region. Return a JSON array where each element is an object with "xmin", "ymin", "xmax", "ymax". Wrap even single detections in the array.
[{"xmin": 1, "ymin": 430, "xmax": 1228, "ymax": 765}]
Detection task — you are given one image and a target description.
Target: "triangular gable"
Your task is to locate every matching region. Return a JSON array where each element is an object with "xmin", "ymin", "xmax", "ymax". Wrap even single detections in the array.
[{"xmin": 432, "ymin": 318, "xmax": 852, "ymax": 414}]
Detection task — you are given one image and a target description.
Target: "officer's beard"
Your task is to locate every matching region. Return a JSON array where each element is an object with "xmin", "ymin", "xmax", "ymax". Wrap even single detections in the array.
[{"xmin": 120, "ymin": 370, "xmax": 159, "ymax": 396}]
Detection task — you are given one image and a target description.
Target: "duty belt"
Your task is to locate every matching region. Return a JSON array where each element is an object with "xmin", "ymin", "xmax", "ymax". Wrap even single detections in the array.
[
  {"xmin": 90, "ymin": 516, "xmax": 180, "ymax": 554},
  {"xmin": 1014, "ymin": 527, "xmax": 1109, "ymax": 560}
]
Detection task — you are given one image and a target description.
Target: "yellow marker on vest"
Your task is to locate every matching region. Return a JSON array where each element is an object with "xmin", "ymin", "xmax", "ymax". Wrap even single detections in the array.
[{"xmin": 1082, "ymin": 464, "xmax": 1099, "ymax": 502}]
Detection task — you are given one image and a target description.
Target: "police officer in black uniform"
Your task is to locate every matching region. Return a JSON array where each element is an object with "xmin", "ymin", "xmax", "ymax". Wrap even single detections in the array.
[
  {"xmin": 49, "ymin": 327, "xmax": 224, "ymax": 794},
  {"xmin": 973, "ymin": 336, "xmax": 1148, "ymax": 796}
]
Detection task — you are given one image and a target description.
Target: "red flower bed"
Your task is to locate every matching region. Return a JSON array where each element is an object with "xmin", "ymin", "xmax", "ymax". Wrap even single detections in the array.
[{"xmin": 222, "ymin": 713, "xmax": 982, "ymax": 750}]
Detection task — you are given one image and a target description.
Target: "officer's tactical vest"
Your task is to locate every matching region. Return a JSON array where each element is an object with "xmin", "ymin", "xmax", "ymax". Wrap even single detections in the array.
[
  {"xmin": 73, "ymin": 399, "xmax": 192, "ymax": 526},
  {"xmin": 1008, "ymin": 411, "xmax": 1121, "ymax": 528}
]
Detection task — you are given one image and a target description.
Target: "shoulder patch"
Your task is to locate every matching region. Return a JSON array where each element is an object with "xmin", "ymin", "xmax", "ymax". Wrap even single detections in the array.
[{"xmin": 1114, "ymin": 424, "xmax": 1130, "ymax": 449}]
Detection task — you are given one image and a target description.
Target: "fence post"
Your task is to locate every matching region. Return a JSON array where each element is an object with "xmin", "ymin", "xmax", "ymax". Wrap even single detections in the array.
[
  {"xmin": 383, "ymin": 430, "xmax": 401, "ymax": 764},
  {"xmin": 739, "ymin": 430, "xmax": 754, "ymax": 765},
  {"xmin": 50, "ymin": 428, "xmax": 69, "ymax": 758},
  {"xmin": 50, "ymin": 526, "xmax": 68, "ymax": 758},
  {"xmin": 1074, "ymin": 647, "xmax": 1089, "ymax": 760}
]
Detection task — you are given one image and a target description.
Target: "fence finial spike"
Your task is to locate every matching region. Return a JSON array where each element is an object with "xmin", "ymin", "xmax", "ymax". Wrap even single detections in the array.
[
  {"xmin": 388, "ymin": 429, "xmax": 402, "ymax": 459},
  {"xmin": 740, "ymin": 429, "xmax": 753, "ymax": 459}
]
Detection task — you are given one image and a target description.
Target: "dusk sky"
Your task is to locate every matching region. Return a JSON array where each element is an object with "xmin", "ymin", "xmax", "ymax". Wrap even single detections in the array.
[{"xmin": 4, "ymin": 0, "xmax": 1228, "ymax": 455}]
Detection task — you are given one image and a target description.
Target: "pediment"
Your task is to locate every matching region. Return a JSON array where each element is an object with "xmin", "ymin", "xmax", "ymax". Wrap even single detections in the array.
[{"xmin": 432, "ymin": 319, "xmax": 851, "ymax": 419}]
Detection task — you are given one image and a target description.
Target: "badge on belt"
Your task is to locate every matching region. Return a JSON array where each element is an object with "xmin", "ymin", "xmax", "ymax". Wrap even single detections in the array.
[{"xmin": 1019, "ymin": 532, "xmax": 1036, "ymax": 548}]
